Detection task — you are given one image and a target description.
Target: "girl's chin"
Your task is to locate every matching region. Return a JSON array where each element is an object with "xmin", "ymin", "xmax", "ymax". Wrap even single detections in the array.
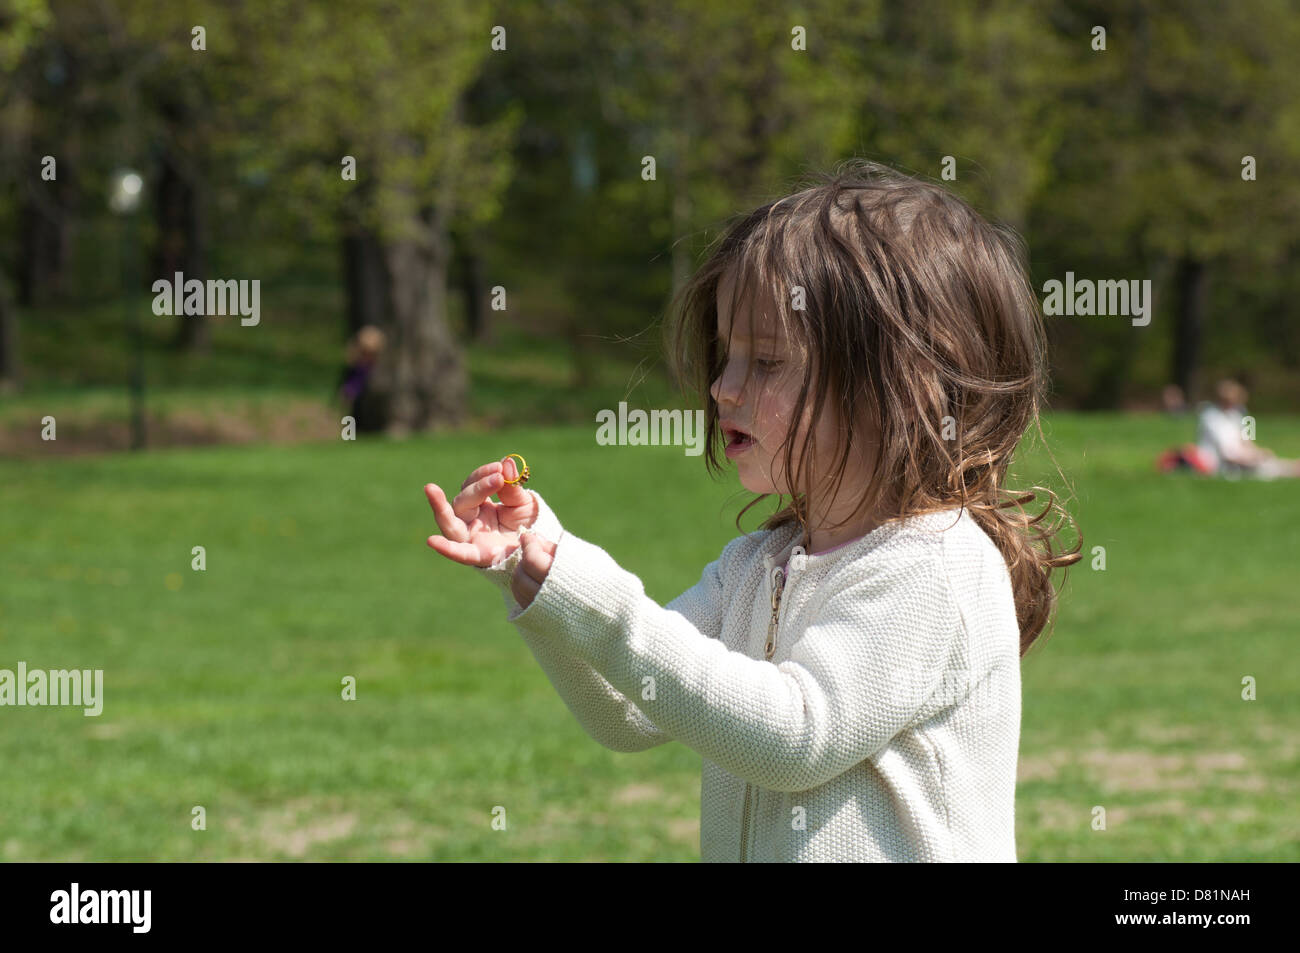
[{"xmin": 736, "ymin": 471, "xmax": 779, "ymax": 495}]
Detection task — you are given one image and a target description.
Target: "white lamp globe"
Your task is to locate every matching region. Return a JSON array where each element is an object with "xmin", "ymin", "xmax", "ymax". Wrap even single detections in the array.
[{"xmin": 109, "ymin": 169, "xmax": 144, "ymax": 214}]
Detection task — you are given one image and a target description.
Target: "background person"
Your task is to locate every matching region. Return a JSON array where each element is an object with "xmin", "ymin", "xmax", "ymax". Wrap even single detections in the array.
[
  {"xmin": 336, "ymin": 325, "xmax": 388, "ymax": 433},
  {"xmin": 1196, "ymin": 379, "xmax": 1300, "ymax": 479}
]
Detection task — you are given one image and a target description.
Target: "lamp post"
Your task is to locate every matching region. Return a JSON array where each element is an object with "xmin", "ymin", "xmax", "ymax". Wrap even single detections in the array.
[{"xmin": 109, "ymin": 168, "xmax": 146, "ymax": 450}]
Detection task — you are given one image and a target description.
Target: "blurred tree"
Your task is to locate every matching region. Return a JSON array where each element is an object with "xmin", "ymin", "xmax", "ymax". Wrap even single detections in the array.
[
  {"xmin": 227, "ymin": 2, "xmax": 521, "ymax": 433},
  {"xmin": 5, "ymin": 0, "xmax": 1299, "ymax": 415},
  {"xmin": 833, "ymin": 0, "xmax": 1080, "ymax": 407},
  {"xmin": 142, "ymin": 55, "xmax": 214, "ymax": 352},
  {"xmin": 1, "ymin": 0, "xmax": 232, "ymax": 357},
  {"xmin": 859, "ymin": 0, "xmax": 1069, "ymax": 234},
  {"xmin": 340, "ymin": 179, "xmax": 388, "ymax": 338},
  {"xmin": 487, "ymin": 0, "xmax": 856, "ymax": 390},
  {"xmin": 450, "ymin": 223, "xmax": 491, "ymax": 343},
  {"xmin": 0, "ymin": 0, "xmax": 53, "ymax": 389},
  {"xmin": 448, "ymin": 67, "xmax": 507, "ymax": 345},
  {"xmin": 1, "ymin": 0, "xmax": 67, "ymax": 314},
  {"xmin": 1041, "ymin": 0, "xmax": 1300, "ymax": 405}
]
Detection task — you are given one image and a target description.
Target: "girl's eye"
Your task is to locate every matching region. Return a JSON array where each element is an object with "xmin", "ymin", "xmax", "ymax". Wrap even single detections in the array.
[{"xmin": 756, "ymin": 359, "xmax": 783, "ymax": 372}]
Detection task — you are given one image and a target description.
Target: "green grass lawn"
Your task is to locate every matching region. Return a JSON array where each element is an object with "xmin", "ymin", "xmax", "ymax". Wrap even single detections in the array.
[{"xmin": 0, "ymin": 412, "xmax": 1297, "ymax": 861}]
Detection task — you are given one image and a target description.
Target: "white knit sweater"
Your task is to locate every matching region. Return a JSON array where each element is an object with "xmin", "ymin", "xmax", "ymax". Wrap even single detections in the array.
[{"xmin": 476, "ymin": 490, "xmax": 1022, "ymax": 862}]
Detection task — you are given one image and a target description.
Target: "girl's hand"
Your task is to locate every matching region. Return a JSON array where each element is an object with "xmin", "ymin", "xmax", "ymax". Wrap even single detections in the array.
[
  {"xmin": 509, "ymin": 531, "xmax": 557, "ymax": 609},
  {"xmin": 424, "ymin": 457, "xmax": 557, "ymax": 608}
]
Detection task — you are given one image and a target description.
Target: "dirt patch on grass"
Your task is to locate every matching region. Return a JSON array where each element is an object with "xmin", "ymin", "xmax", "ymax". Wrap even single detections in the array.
[
  {"xmin": 612, "ymin": 782, "xmax": 666, "ymax": 805},
  {"xmin": 1018, "ymin": 750, "xmax": 1071, "ymax": 782},
  {"xmin": 1026, "ymin": 796, "xmax": 1260, "ymax": 831},
  {"xmin": 1134, "ymin": 723, "xmax": 1212, "ymax": 745},
  {"xmin": 667, "ymin": 816, "xmax": 699, "ymax": 844},
  {"xmin": 1024, "ymin": 797, "xmax": 1088, "ymax": 831},
  {"xmin": 0, "ymin": 399, "xmax": 344, "ymax": 458},
  {"xmin": 382, "ymin": 817, "xmax": 425, "ymax": 858},
  {"xmin": 1082, "ymin": 750, "xmax": 1247, "ymax": 792},
  {"xmin": 1021, "ymin": 746, "xmax": 1276, "ymax": 795},
  {"xmin": 85, "ymin": 722, "xmax": 127, "ymax": 740},
  {"xmin": 227, "ymin": 796, "xmax": 359, "ymax": 859}
]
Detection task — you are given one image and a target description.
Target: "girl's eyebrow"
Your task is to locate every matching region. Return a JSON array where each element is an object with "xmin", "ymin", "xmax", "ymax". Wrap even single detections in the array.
[
  {"xmin": 719, "ymin": 340, "xmax": 781, "ymax": 355},
  {"xmin": 716, "ymin": 327, "xmax": 779, "ymax": 344},
  {"xmin": 718, "ymin": 341, "xmax": 781, "ymax": 355}
]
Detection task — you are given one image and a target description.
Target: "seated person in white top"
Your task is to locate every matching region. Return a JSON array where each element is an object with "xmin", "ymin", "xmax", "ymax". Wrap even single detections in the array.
[{"xmin": 1196, "ymin": 379, "xmax": 1300, "ymax": 480}]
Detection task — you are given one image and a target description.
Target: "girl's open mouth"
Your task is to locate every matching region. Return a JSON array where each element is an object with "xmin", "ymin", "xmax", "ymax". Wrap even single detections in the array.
[{"xmin": 724, "ymin": 427, "xmax": 756, "ymax": 457}]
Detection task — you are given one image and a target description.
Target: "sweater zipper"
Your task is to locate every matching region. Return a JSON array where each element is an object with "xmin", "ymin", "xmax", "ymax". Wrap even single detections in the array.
[
  {"xmin": 763, "ymin": 564, "xmax": 787, "ymax": 660},
  {"xmin": 740, "ymin": 546, "xmax": 805, "ymax": 862}
]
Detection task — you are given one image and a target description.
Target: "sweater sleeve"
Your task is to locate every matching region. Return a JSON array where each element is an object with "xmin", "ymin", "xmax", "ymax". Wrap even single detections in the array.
[
  {"xmin": 475, "ymin": 491, "xmax": 728, "ymax": 753},
  {"xmin": 501, "ymin": 529, "xmax": 961, "ymax": 792}
]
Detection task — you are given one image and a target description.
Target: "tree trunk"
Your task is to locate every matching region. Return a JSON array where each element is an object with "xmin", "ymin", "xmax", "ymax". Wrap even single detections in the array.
[
  {"xmin": 342, "ymin": 225, "xmax": 390, "ymax": 336},
  {"xmin": 374, "ymin": 205, "xmax": 467, "ymax": 433},
  {"xmin": 0, "ymin": 277, "xmax": 20, "ymax": 391},
  {"xmin": 454, "ymin": 230, "xmax": 491, "ymax": 343},
  {"xmin": 670, "ymin": 123, "xmax": 693, "ymax": 301},
  {"xmin": 154, "ymin": 147, "xmax": 209, "ymax": 351},
  {"xmin": 17, "ymin": 192, "xmax": 65, "ymax": 307},
  {"xmin": 1172, "ymin": 255, "xmax": 1207, "ymax": 401}
]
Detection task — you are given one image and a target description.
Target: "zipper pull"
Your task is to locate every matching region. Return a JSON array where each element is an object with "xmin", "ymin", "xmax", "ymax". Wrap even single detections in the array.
[
  {"xmin": 764, "ymin": 566, "xmax": 785, "ymax": 659},
  {"xmin": 763, "ymin": 543, "xmax": 804, "ymax": 660}
]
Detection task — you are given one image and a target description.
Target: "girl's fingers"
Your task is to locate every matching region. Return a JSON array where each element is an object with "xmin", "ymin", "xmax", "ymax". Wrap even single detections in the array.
[
  {"xmin": 424, "ymin": 484, "xmax": 469, "ymax": 543},
  {"xmin": 495, "ymin": 455, "xmax": 534, "ymax": 508},
  {"xmin": 427, "ymin": 533, "xmax": 490, "ymax": 566},
  {"xmin": 511, "ymin": 564, "xmax": 541, "ymax": 609},
  {"xmin": 518, "ymin": 533, "xmax": 557, "ymax": 584},
  {"xmin": 460, "ymin": 461, "xmax": 503, "ymax": 490},
  {"xmin": 452, "ymin": 471, "xmax": 503, "ymax": 520}
]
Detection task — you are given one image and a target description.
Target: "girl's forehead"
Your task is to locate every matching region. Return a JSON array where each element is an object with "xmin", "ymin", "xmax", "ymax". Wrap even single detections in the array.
[{"xmin": 716, "ymin": 271, "xmax": 782, "ymax": 341}]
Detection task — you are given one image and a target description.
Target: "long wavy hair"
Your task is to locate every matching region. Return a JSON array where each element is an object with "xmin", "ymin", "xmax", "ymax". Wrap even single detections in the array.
[{"xmin": 662, "ymin": 158, "xmax": 1081, "ymax": 657}]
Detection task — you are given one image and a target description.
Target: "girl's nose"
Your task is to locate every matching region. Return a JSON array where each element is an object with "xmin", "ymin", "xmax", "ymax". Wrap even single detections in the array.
[{"xmin": 711, "ymin": 358, "xmax": 746, "ymax": 407}]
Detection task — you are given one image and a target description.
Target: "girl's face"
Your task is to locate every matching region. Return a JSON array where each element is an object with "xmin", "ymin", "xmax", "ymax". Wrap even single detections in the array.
[{"xmin": 711, "ymin": 268, "xmax": 853, "ymax": 500}]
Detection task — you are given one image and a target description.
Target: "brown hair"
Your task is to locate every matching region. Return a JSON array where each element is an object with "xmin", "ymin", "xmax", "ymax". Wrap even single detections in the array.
[
  {"xmin": 1213, "ymin": 378, "xmax": 1247, "ymax": 409},
  {"xmin": 663, "ymin": 159, "xmax": 1081, "ymax": 657}
]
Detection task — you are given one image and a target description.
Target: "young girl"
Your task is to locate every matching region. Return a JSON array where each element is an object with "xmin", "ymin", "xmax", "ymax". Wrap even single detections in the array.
[{"xmin": 424, "ymin": 159, "xmax": 1080, "ymax": 862}]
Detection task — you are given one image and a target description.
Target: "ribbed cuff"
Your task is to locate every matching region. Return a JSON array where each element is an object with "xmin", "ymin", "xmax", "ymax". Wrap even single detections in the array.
[{"xmin": 500, "ymin": 531, "xmax": 641, "ymax": 669}]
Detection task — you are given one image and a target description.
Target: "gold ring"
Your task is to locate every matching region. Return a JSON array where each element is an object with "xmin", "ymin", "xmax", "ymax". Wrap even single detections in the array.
[{"xmin": 502, "ymin": 453, "xmax": 530, "ymax": 485}]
